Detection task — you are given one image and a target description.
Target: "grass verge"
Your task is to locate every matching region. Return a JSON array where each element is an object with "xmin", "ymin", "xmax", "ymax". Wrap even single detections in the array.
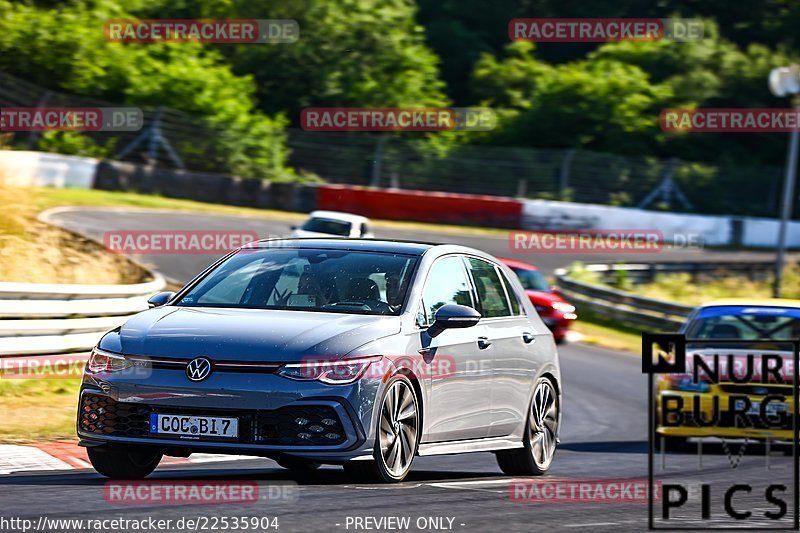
[
  {"xmin": 0, "ymin": 378, "xmax": 80, "ymax": 443},
  {"xmin": 568, "ymin": 260, "xmax": 800, "ymax": 306},
  {"xmin": 572, "ymin": 317, "xmax": 643, "ymax": 355},
  {"xmin": 0, "ymin": 182, "xmax": 147, "ymax": 283}
]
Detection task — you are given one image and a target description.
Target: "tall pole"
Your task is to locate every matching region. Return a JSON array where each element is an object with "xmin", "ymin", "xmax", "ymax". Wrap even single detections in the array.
[{"xmin": 773, "ymin": 102, "xmax": 800, "ymax": 297}]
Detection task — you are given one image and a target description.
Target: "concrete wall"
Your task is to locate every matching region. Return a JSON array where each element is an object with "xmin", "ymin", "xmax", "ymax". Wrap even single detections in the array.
[
  {"xmin": 740, "ymin": 217, "xmax": 800, "ymax": 248},
  {"xmin": 520, "ymin": 198, "xmax": 800, "ymax": 248},
  {"xmin": 521, "ymin": 199, "xmax": 732, "ymax": 245},
  {"xmin": 317, "ymin": 185, "xmax": 522, "ymax": 228},
  {"xmin": 94, "ymin": 161, "xmax": 318, "ymax": 212},
  {"xmin": 0, "ymin": 150, "xmax": 97, "ymax": 188}
]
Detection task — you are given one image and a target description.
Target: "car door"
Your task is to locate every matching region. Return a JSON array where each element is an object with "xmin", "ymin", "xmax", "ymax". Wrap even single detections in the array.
[
  {"xmin": 465, "ymin": 257, "xmax": 539, "ymax": 437},
  {"xmin": 420, "ymin": 255, "xmax": 492, "ymax": 442}
]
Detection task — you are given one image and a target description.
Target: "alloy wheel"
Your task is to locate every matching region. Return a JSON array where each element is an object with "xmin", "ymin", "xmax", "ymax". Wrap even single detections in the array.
[
  {"xmin": 378, "ymin": 379, "xmax": 418, "ymax": 478},
  {"xmin": 530, "ymin": 378, "xmax": 558, "ymax": 469}
]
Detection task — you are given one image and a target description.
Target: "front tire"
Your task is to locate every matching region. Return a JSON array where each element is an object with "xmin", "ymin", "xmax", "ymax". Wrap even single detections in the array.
[
  {"xmin": 497, "ymin": 377, "xmax": 559, "ymax": 476},
  {"xmin": 87, "ymin": 447, "xmax": 162, "ymax": 479},
  {"xmin": 343, "ymin": 374, "xmax": 419, "ymax": 483}
]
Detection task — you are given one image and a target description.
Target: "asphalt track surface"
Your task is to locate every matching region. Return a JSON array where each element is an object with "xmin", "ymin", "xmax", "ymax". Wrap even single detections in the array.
[{"xmin": 2, "ymin": 207, "xmax": 794, "ymax": 532}]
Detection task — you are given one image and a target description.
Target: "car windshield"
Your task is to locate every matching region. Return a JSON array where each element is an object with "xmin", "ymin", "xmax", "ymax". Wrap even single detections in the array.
[
  {"xmin": 685, "ymin": 306, "xmax": 800, "ymax": 341},
  {"xmin": 510, "ymin": 267, "xmax": 550, "ymax": 292},
  {"xmin": 175, "ymin": 248, "xmax": 417, "ymax": 315},
  {"xmin": 301, "ymin": 217, "xmax": 352, "ymax": 236}
]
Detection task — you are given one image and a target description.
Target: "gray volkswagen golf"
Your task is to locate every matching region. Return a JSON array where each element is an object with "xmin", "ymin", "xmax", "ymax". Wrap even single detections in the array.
[{"xmin": 78, "ymin": 239, "xmax": 561, "ymax": 482}]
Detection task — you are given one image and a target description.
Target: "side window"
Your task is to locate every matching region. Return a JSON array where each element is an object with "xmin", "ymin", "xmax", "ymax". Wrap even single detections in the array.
[
  {"xmin": 498, "ymin": 269, "xmax": 523, "ymax": 315},
  {"xmin": 466, "ymin": 257, "xmax": 512, "ymax": 318},
  {"xmin": 421, "ymin": 256, "xmax": 473, "ymax": 326}
]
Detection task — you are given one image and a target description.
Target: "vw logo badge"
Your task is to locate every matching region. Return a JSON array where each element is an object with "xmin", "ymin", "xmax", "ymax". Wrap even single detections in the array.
[{"xmin": 186, "ymin": 357, "xmax": 212, "ymax": 382}]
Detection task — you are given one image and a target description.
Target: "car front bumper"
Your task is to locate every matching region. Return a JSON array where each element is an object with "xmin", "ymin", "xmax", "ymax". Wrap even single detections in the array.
[{"xmin": 77, "ymin": 368, "xmax": 383, "ymax": 461}]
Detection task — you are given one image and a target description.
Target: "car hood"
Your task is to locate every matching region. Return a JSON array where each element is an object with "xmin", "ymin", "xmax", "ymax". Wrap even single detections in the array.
[{"xmin": 105, "ymin": 306, "xmax": 400, "ymax": 362}]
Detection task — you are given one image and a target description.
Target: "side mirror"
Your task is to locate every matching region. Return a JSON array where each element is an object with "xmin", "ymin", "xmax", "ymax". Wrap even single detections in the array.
[
  {"xmin": 427, "ymin": 304, "xmax": 481, "ymax": 338},
  {"xmin": 147, "ymin": 291, "xmax": 175, "ymax": 308},
  {"xmin": 290, "ymin": 225, "xmax": 297, "ymax": 231}
]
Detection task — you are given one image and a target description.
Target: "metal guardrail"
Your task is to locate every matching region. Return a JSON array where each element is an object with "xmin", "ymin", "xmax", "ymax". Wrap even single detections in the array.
[
  {"xmin": 0, "ymin": 274, "xmax": 166, "ymax": 356},
  {"xmin": 554, "ymin": 262, "xmax": 774, "ymax": 331}
]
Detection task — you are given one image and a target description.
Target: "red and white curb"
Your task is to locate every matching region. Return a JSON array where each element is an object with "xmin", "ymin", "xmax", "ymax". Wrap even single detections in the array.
[{"xmin": 0, "ymin": 441, "xmax": 256, "ymax": 475}]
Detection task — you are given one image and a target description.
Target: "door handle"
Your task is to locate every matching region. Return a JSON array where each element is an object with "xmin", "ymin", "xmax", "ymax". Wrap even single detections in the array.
[
  {"xmin": 477, "ymin": 336, "xmax": 492, "ymax": 349},
  {"xmin": 522, "ymin": 332, "xmax": 536, "ymax": 344}
]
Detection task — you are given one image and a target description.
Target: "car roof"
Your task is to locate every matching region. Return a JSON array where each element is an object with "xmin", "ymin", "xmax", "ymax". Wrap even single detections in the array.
[
  {"xmin": 248, "ymin": 238, "xmax": 434, "ymax": 255},
  {"xmin": 308, "ymin": 210, "xmax": 370, "ymax": 224},
  {"xmin": 497, "ymin": 257, "xmax": 539, "ymax": 271},
  {"xmin": 246, "ymin": 238, "xmax": 495, "ymax": 258},
  {"xmin": 700, "ymin": 298, "xmax": 800, "ymax": 309}
]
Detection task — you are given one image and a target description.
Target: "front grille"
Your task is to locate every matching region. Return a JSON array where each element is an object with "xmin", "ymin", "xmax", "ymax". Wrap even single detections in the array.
[
  {"xmin": 254, "ymin": 405, "xmax": 345, "ymax": 445},
  {"xmin": 79, "ymin": 393, "xmax": 347, "ymax": 446},
  {"xmin": 79, "ymin": 393, "xmax": 150, "ymax": 437}
]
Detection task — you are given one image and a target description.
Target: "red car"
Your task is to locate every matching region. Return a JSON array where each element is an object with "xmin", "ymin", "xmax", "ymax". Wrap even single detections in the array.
[{"xmin": 500, "ymin": 258, "xmax": 577, "ymax": 344}]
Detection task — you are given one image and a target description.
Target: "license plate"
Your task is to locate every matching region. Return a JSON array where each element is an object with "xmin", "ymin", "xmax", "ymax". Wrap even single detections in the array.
[
  {"xmin": 733, "ymin": 399, "xmax": 788, "ymax": 416},
  {"xmin": 149, "ymin": 414, "xmax": 238, "ymax": 439}
]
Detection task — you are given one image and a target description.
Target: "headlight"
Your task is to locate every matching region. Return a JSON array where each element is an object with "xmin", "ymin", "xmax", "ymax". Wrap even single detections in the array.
[
  {"xmin": 278, "ymin": 356, "xmax": 382, "ymax": 385},
  {"xmin": 551, "ymin": 302, "xmax": 576, "ymax": 313},
  {"xmin": 86, "ymin": 347, "xmax": 131, "ymax": 374}
]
